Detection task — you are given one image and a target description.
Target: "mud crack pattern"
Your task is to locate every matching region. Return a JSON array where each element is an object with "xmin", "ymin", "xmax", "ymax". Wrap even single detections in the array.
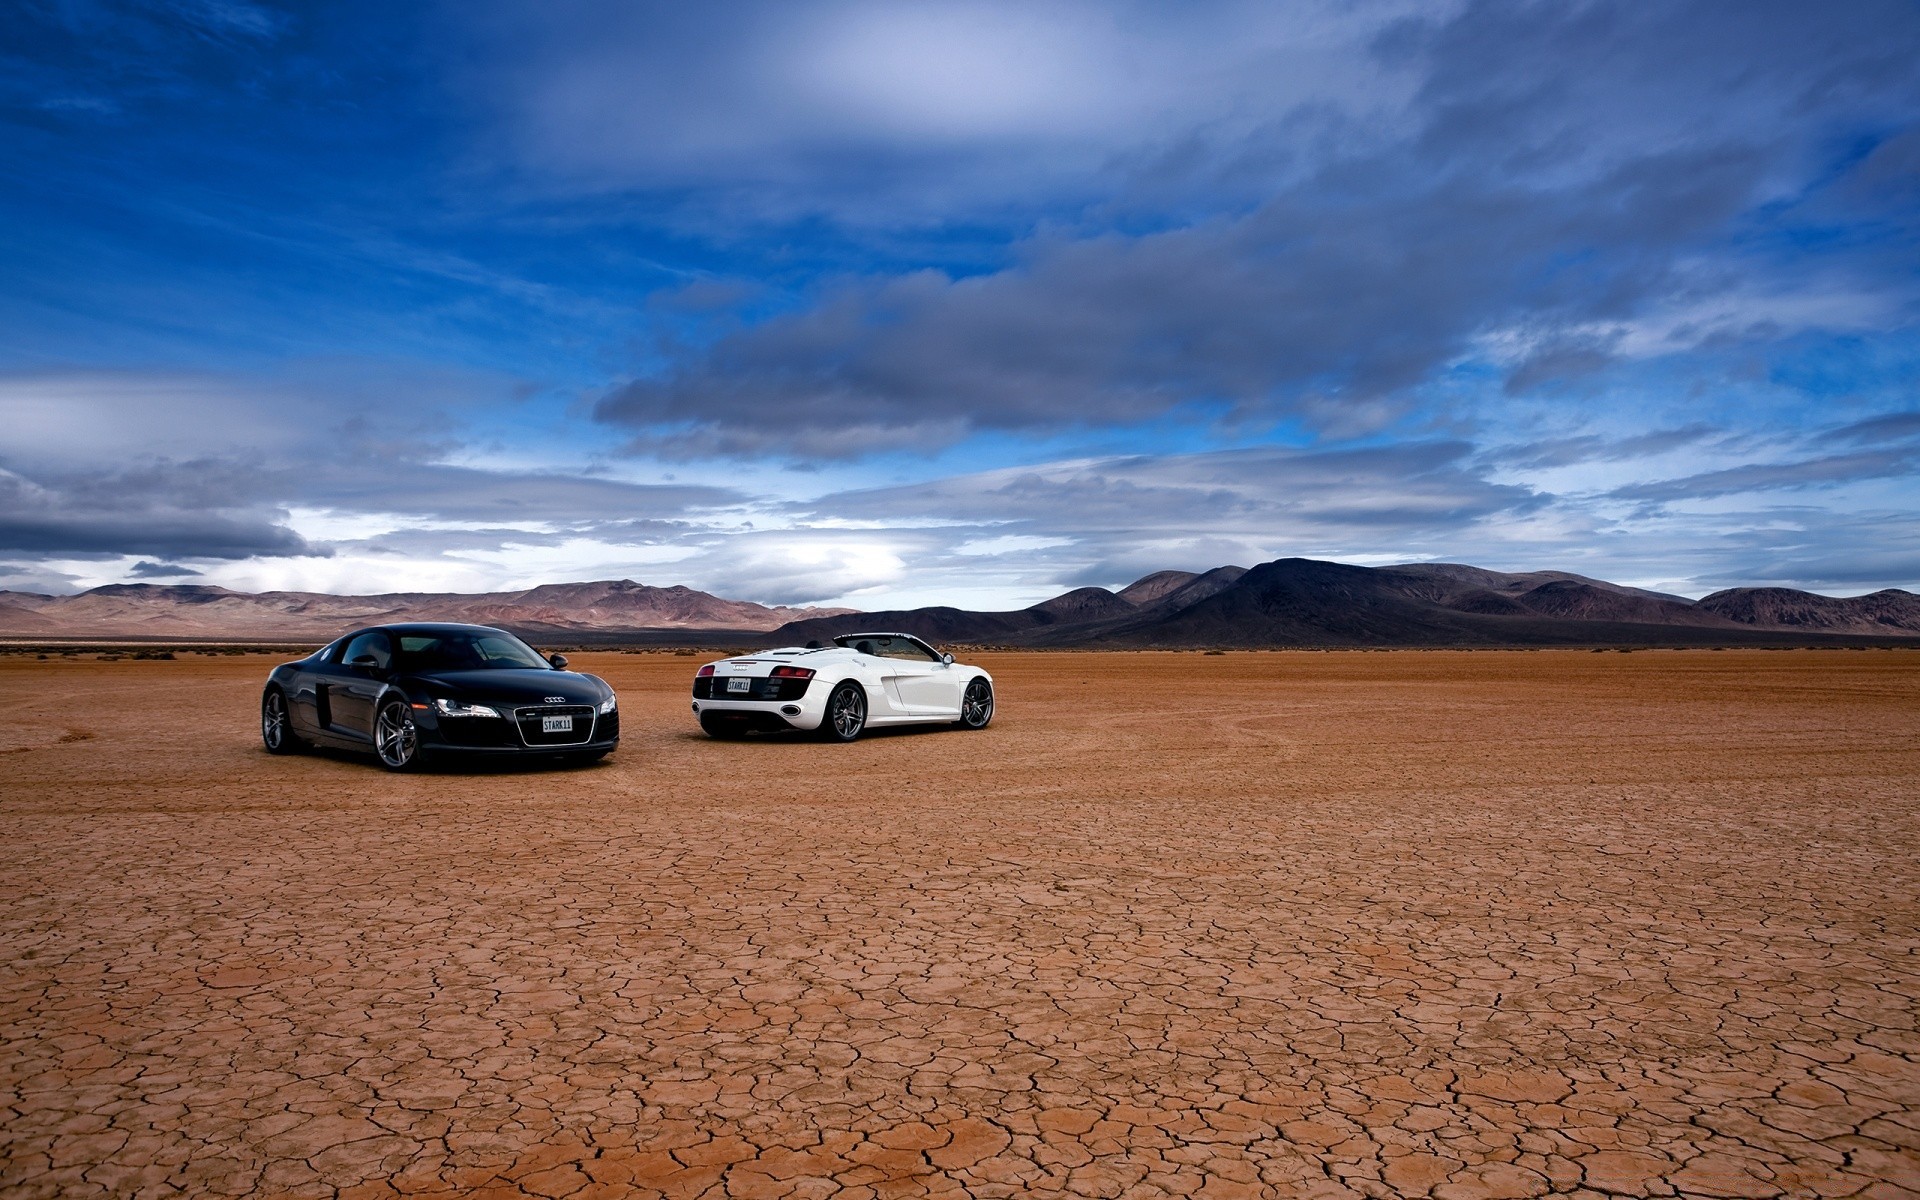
[{"xmin": 0, "ymin": 650, "xmax": 1916, "ymax": 1197}]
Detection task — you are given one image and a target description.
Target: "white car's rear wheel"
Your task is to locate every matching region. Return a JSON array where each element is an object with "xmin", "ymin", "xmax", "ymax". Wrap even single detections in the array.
[{"xmin": 821, "ymin": 682, "xmax": 867, "ymax": 742}]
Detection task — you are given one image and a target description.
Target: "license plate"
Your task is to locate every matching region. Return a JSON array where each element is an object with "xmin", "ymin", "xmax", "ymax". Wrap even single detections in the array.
[
  {"xmin": 727, "ymin": 676, "xmax": 751, "ymax": 693},
  {"xmin": 542, "ymin": 715, "xmax": 573, "ymax": 732}
]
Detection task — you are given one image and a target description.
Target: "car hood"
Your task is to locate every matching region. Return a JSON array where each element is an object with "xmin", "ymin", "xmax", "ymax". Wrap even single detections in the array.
[{"xmin": 412, "ymin": 669, "xmax": 608, "ymax": 705}]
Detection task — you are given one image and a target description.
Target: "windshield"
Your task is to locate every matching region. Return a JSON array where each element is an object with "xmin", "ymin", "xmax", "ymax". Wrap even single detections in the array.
[
  {"xmin": 397, "ymin": 631, "xmax": 551, "ymax": 672},
  {"xmin": 834, "ymin": 634, "xmax": 942, "ymax": 662}
]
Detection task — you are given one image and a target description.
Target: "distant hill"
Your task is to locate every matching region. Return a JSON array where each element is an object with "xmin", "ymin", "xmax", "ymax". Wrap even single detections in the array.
[
  {"xmin": 1695, "ymin": 586, "xmax": 1920, "ymax": 635},
  {"xmin": 5, "ymin": 559, "xmax": 1916, "ymax": 647},
  {"xmin": 764, "ymin": 558, "xmax": 1920, "ymax": 649},
  {"xmin": 0, "ymin": 579, "xmax": 851, "ymax": 640}
]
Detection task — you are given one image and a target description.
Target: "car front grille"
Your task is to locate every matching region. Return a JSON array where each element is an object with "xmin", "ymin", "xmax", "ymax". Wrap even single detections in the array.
[
  {"xmin": 513, "ymin": 704, "xmax": 596, "ymax": 746},
  {"xmin": 437, "ymin": 717, "xmax": 519, "ymax": 748}
]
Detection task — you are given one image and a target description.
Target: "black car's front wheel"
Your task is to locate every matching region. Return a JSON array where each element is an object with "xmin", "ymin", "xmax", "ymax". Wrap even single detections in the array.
[
  {"xmin": 374, "ymin": 698, "xmax": 425, "ymax": 772},
  {"xmin": 957, "ymin": 677, "xmax": 994, "ymax": 730},
  {"xmin": 261, "ymin": 689, "xmax": 303, "ymax": 754},
  {"xmin": 821, "ymin": 681, "xmax": 867, "ymax": 743}
]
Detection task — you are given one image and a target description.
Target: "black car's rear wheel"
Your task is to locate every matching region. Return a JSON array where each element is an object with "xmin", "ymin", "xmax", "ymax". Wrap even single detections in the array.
[
  {"xmin": 957, "ymin": 677, "xmax": 993, "ymax": 729},
  {"xmin": 821, "ymin": 682, "xmax": 867, "ymax": 742},
  {"xmin": 261, "ymin": 689, "xmax": 304, "ymax": 754},
  {"xmin": 374, "ymin": 698, "xmax": 425, "ymax": 771}
]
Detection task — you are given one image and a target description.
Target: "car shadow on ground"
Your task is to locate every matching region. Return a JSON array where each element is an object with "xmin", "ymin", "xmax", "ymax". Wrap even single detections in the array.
[
  {"xmin": 671, "ymin": 723, "xmax": 971, "ymax": 745},
  {"xmin": 285, "ymin": 743, "xmax": 614, "ymax": 774}
]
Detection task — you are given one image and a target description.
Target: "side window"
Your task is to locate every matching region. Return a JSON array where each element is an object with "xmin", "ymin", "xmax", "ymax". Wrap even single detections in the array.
[
  {"xmin": 341, "ymin": 631, "xmax": 392, "ymax": 670},
  {"xmin": 874, "ymin": 637, "xmax": 940, "ymax": 661}
]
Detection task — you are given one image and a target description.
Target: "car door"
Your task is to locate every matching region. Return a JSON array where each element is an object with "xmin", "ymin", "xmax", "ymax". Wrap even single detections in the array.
[
  {"xmin": 328, "ymin": 630, "xmax": 393, "ymax": 740},
  {"xmin": 881, "ymin": 637, "xmax": 962, "ymax": 717},
  {"xmin": 285, "ymin": 639, "xmax": 343, "ymax": 739}
]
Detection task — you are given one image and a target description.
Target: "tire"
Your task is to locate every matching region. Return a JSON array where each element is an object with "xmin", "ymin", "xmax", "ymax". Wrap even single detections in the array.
[
  {"xmin": 820, "ymin": 681, "xmax": 867, "ymax": 743},
  {"xmin": 700, "ymin": 713, "xmax": 748, "ymax": 740},
  {"xmin": 374, "ymin": 697, "xmax": 426, "ymax": 772},
  {"xmin": 956, "ymin": 677, "xmax": 994, "ymax": 730},
  {"xmin": 261, "ymin": 689, "xmax": 304, "ymax": 754}
]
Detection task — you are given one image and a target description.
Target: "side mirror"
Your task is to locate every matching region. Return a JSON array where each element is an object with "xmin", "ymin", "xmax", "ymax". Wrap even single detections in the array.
[
  {"xmin": 548, "ymin": 653, "xmax": 569, "ymax": 670},
  {"xmin": 941, "ymin": 652, "xmax": 954, "ymax": 665}
]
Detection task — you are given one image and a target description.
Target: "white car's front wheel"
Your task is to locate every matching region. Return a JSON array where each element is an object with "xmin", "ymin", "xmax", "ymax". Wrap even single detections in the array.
[
  {"xmin": 821, "ymin": 681, "xmax": 867, "ymax": 742},
  {"xmin": 957, "ymin": 678, "xmax": 993, "ymax": 730}
]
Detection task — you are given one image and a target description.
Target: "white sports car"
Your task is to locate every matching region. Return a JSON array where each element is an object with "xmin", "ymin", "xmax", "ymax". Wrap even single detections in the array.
[{"xmin": 691, "ymin": 632, "xmax": 994, "ymax": 742}]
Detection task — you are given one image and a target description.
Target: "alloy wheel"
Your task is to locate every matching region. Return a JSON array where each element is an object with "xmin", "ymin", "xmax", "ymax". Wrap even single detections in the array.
[
  {"xmin": 829, "ymin": 685, "xmax": 866, "ymax": 740},
  {"xmin": 961, "ymin": 679, "xmax": 993, "ymax": 729},
  {"xmin": 262, "ymin": 692, "xmax": 288, "ymax": 750},
  {"xmin": 375, "ymin": 700, "xmax": 419, "ymax": 769}
]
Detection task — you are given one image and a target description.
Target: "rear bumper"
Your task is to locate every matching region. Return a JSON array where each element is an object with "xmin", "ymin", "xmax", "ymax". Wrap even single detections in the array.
[{"xmin": 691, "ymin": 695, "xmax": 827, "ymax": 732}]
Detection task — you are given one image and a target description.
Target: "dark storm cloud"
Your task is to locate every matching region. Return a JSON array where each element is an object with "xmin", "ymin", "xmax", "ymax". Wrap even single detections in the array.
[
  {"xmin": 0, "ymin": 469, "xmax": 319, "ymax": 559},
  {"xmin": 128, "ymin": 560, "xmax": 204, "ymax": 578},
  {"xmin": 597, "ymin": 148, "xmax": 1765, "ymax": 456},
  {"xmin": 0, "ymin": 456, "xmax": 742, "ymax": 559},
  {"xmin": 588, "ymin": 1, "xmax": 1920, "ymax": 458},
  {"xmin": 285, "ymin": 461, "xmax": 739, "ymax": 526},
  {"xmin": 0, "ymin": 369, "xmax": 748, "ymax": 563}
]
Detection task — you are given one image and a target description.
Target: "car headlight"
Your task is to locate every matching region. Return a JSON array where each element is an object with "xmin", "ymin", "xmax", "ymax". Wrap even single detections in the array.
[
  {"xmin": 433, "ymin": 697, "xmax": 501, "ymax": 718},
  {"xmin": 598, "ymin": 694, "xmax": 617, "ymax": 714}
]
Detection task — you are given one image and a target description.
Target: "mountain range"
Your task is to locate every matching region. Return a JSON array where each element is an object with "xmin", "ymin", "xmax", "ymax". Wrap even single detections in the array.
[
  {"xmin": 763, "ymin": 558, "xmax": 1920, "ymax": 648},
  {"xmin": 3, "ymin": 559, "xmax": 1917, "ymax": 646},
  {"xmin": 0, "ymin": 580, "xmax": 850, "ymax": 640}
]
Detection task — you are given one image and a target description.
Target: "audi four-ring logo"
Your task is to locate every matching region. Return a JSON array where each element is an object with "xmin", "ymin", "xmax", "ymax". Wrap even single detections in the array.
[{"xmin": 543, "ymin": 696, "xmax": 566, "ymax": 703}]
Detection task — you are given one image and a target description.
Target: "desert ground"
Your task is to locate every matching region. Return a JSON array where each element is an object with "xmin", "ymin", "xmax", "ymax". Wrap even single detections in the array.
[{"xmin": 0, "ymin": 648, "xmax": 1916, "ymax": 1199}]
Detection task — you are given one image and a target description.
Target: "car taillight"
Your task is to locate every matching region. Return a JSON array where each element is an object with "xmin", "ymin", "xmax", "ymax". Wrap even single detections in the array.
[
  {"xmin": 770, "ymin": 665, "xmax": 815, "ymax": 679},
  {"xmin": 696, "ymin": 664, "xmax": 715, "ymax": 677}
]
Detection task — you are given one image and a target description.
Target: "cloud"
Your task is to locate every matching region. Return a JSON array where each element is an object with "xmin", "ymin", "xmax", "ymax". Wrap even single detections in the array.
[
  {"xmin": 128, "ymin": 560, "xmax": 204, "ymax": 578},
  {"xmin": 1610, "ymin": 448, "xmax": 1920, "ymax": 503},
  {"xmin": 0, "ymin": 467, "xmax": 320, "ymax": 559},
  {"xmin": 0, "ymin": 369, "xmax": 744, "ymax": 565},
  {"xmin": 583, "ymin": 1, "xmax": 1920, "ymax": 458},
  {"xmin": 1817, "ymin": 410, "xmax": 1920, "ymax": 446},
  {"xmin": 458, "ymin": 0, "xmax": 1421, "ymax": 219},
  {"xmin": 787, "ymin": 441, "xmax": 1545, "ymax": 585},
  {"xmin": 1491, "ymin": 425, "xmax": 1721, "ymax": 471}
]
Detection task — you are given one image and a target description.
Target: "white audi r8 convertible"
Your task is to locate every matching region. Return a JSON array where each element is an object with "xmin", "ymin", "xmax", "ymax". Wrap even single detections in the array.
[{"xmin": 691, "ymin": 632, "xmax": 993, "ymax": 742}]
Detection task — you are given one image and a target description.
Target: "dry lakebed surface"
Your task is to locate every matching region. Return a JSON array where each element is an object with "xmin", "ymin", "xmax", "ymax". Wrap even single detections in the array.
[{"xmin": 0, "ymin": 648, "xmax": 1916, "ymax": 1198}]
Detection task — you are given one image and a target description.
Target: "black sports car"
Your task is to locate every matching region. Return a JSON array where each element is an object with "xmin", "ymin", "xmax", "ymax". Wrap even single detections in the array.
[{"xmin": 259, "ymin": 623, "xmax": 618, "ymax": 770}]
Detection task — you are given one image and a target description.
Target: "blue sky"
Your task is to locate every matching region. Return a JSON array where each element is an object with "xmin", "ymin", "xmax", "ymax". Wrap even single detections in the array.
[{"xmin": 3, "ymin": 0, "xmax": 1918, "ymax": 607}]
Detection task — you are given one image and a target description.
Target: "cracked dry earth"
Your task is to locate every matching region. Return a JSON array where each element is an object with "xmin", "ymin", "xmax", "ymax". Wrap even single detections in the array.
[{"xmin": 1, "ymin": 649, "xmax": 1917, "ymax": 1200}]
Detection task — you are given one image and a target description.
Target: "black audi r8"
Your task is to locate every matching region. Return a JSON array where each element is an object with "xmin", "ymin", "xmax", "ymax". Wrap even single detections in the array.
[{"xmin": 259, "ymin": 623, "xmax": 618, "ymax": 770}]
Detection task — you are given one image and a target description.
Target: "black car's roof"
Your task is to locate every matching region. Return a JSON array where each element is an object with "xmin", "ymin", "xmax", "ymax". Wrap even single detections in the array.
[{"xmin": 357, "ymin": 622, "xmax": 519, "ymax": 637}]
